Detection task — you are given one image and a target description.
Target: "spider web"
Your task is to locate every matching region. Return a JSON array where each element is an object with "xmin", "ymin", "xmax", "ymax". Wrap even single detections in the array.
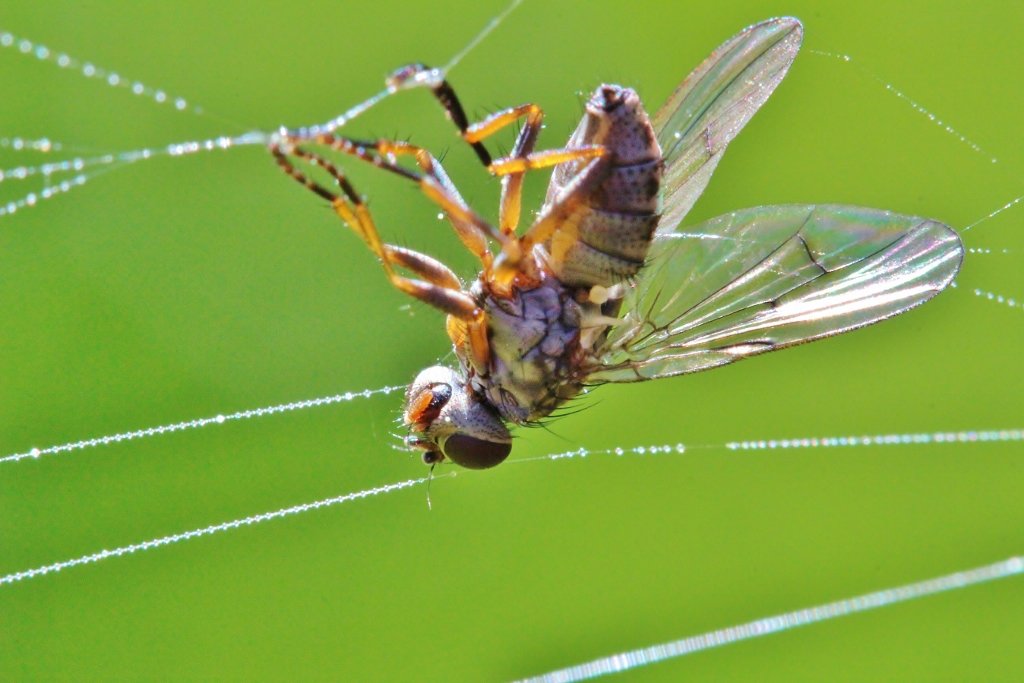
[{"xmin": 1, "ymin": 2, "xmax": 1022, "ymax": 680}]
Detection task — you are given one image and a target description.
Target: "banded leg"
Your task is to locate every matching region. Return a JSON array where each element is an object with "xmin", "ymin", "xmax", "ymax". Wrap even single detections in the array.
[
  {"xmin": 290, "ymin": 132, "xmax": 514, "ymax": 265},
  {"xmin": 392, "ymin": 72, "xmax": 606, "ymax": 240},
  {"xmin": 270, "ymin": 142, "xmax": 481, "ymax": 323},
  {"xmin": 490, "ymin": 152, "xmax": 612, "ymax": 290},
  {"xmin": 384, "ymin": 71, "xmax": 554, "ymax": 238},
  {"xmin": 386, "ymin": 63, "xmax": 494, "ymax": 167},
  {"xmin": 520, "ymin": 154, "xmax": 611, "ymax": 251},
  {"xmin": 299, "ymin": 133, "xmax": 607, "ymax": 274},
  {"xmin": 464, "ymin": 103, "xmax": 544, "ymax": 237},
  {"xmin": 464, "ymin": 104, "xmax": 608, "ymax": 284},
  {"xmin": 463, "ymin": 104, "xmax": 606, "ymax": 238},
  {"xmin": 387, "ymin": 64, "xmax": 601, "ymax": 187}
]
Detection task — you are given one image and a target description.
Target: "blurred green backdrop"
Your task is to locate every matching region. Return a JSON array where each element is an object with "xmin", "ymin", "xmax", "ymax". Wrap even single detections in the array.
[{"xmin": 1, "ymin": 1, "xmax": 1022, "ymax": 680}]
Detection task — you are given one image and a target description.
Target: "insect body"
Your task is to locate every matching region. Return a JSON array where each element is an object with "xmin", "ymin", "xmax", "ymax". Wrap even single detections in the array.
[
  {"xmin": 271, "ymin": 17, "xmax": 964, "ymax": 469},
  {"xmin": 463, "ymin": 85, "xmax": 662, "ymax": 420}
]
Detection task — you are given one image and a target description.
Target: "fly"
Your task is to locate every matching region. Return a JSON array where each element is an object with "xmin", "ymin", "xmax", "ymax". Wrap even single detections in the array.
[{"xmin": 270, "ymin": 17, "xmax": 963, "ymax": 469}]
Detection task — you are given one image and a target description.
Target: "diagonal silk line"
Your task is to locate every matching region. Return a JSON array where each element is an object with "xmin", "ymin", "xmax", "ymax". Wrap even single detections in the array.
[
  {"xmin": 0, "ymin": 474, "xmax": 438, "ymax": 587},
  {"xmin": 1, "ymin": 385, "xmax": 404, "ymax": 465},
  {"xmin": 0, "ymin": 0, "xmax": 525, "ymax": 221},
  {"xmin": 517, "ymin": 555, "xmax": 1024, "ymax": 683},
  {"xmin": 3, "ymin": 428, "xmax": 1019, "ymax": 589}
]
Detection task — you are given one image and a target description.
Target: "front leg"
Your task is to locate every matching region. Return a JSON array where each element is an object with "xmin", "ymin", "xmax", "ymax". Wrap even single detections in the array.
[{"xmin": 270, "ymin": 142, "xmax": 481, "ymax": 322}]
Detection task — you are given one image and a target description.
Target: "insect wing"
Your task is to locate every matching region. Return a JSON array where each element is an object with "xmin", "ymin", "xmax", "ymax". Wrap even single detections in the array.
[
  {"xmin": 654, "ymin": 17, "xmax": 803, "ymax": 235},
  {"xmin": 589, "ymin": 205, "xmax": 964, "ymax": 382}
]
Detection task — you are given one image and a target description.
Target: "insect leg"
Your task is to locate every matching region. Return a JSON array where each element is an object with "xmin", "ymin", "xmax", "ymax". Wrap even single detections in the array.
[
  {"xmin": 488, "ymin": 153, "xmax": 613, "ymax": 290},
  {"xmin": 290, "ymin": 133, "xmax": 520, "ymax": 266},
  {"xmin": 270, "ymin": 142, "xmax": 480, "ymax": 321},
  {"xmin": 518, "ymin": 155, "xmax": 610, "ymax": 251},
  {"xmin": 389, "ymin": 67, "xmax": 598, "ymax": 194},
  {"xmin": 386, "ymin": 68, "xmax": 600, "ymax": 201},
  {"xmin": 385, "ymin": 63, "xmax": 494, "ymax": 167},
  {"xmin": 466, "ymin": 107, "xmax": 612, "ymax": 282},
  {"xmin": 461, "ymin": 104, "xmax": 545, "ymax": 236},
  {"xmin": 488, "ymin": 145, "xmax": 606, "ymax": 176},
  {"xmin": 390, "ymin": 94, "xmax": 580, "ymax": 238},
  {"xmin": 317, "ymin": 133, "xmax": 497, "ymax": 369}
]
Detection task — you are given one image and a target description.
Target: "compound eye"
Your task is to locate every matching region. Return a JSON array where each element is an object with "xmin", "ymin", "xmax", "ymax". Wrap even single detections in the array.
[
  {"xmin": 405, "ymin": 383, "xmax": 453, "ymax": 430},
  {"xmin": 442, "ymin": 434, "xmax": 512, "ymax": 470}
]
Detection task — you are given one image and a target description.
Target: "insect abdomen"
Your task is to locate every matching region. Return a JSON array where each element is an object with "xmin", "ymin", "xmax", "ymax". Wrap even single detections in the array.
[
  {"xmin": 550, "ymin": 208, "xmax": 660, "ymax": 285},
  {"xmin": 544, "ymin": 85, "xmax": 662, "ymax": 287}
]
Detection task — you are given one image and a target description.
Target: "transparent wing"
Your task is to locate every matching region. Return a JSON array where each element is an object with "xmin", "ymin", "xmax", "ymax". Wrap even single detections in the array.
[
  {"xmin": 654, "ymin": 17, "xmax": 802, "ymax": 234},
  {"xmin": 589, "ymin": 205, "xmax": 964, "ymax": 382}
]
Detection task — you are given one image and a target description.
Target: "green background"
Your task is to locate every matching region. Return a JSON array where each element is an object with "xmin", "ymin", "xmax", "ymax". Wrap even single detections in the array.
[{"xmin": 1, "ymin": 1, "xmax": 1022, "ymax": 680}]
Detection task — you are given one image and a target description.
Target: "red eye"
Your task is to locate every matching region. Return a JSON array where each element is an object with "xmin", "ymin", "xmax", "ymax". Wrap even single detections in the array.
[
  {"xmin": 405, "ymin": 383, "xmax": 452, "ymax": 429},
  {"xmin": 442, "ymin": 434, "xmax": 511, "ymax": 470}
]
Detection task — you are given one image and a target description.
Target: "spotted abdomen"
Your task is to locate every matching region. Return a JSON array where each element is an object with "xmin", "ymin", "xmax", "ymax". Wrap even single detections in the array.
[{"xmin": 543, "ymin": 84, "xmax": 663, "ymax": 288}]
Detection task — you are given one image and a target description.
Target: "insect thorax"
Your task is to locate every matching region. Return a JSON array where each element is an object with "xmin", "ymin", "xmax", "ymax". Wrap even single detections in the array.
[{"xmin": 465, "ymin": 274, "xmax": 588, "ymax": 424}]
